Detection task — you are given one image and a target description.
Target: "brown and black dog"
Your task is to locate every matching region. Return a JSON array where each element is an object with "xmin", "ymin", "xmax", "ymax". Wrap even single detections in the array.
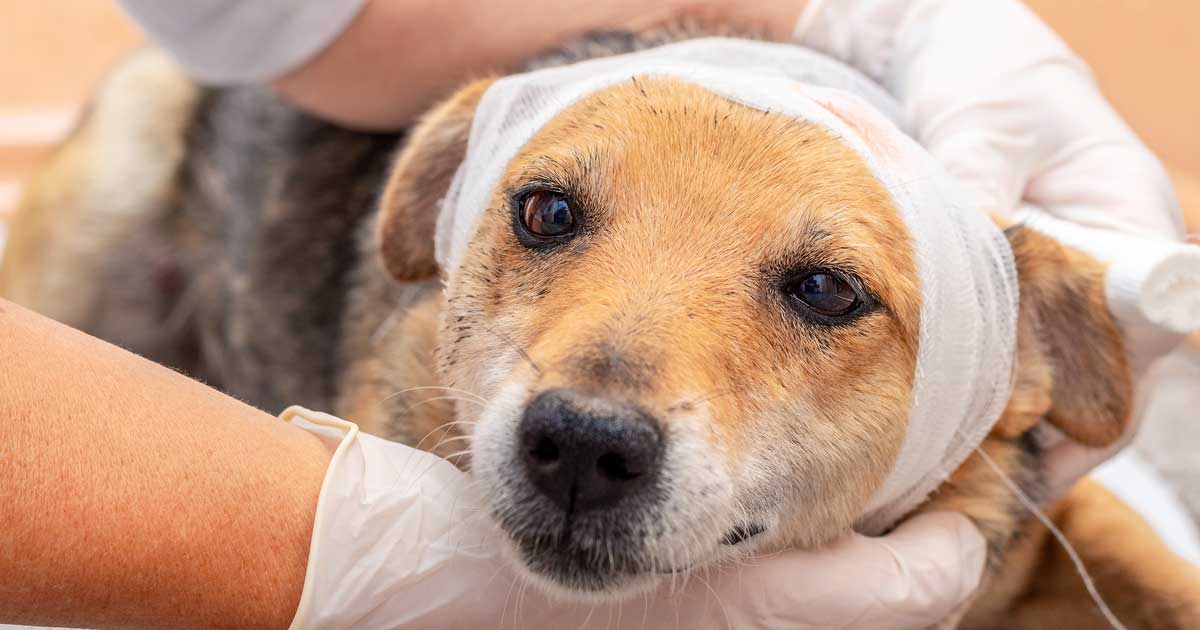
[{"xmin": 3, "ymin": 31, "xmax": 1198, "ymax": 629}]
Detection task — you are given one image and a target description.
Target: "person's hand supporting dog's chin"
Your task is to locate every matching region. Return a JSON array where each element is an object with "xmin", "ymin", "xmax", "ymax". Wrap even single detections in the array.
[{"xmin": 285, "ymin": 404, "xmax": 987, "ymax": 629}]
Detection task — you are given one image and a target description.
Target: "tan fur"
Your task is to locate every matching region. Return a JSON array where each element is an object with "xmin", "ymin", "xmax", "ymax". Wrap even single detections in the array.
[
  {"xmin": 1003, "ymin": 481, "xmax": 1200, "ymax": 629},
  {"xmin": 336, "ymin": 282, "xmax": 469, "ymax": 462},
  {"xmin": 1010, "ymin": 227, "xmax": 1133, "ymax": 447}
]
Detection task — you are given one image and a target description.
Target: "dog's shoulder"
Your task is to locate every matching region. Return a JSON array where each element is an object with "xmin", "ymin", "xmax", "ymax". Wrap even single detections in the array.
[{"xmin": 176, "ymin": 85, "xmax": 403, "ymax": 411}]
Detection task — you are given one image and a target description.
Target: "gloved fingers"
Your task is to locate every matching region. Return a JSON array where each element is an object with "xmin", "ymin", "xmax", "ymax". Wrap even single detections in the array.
[
  {"xmin": 1023, "ymin": 138, "xmax": 1184, "ymax": 240},
  {"xmin": 653, "ymin": 512, "xmax": 987, "ymax": 630},
  {"xmin": 905, "ymin": 56, "xmax": 1084, "ymax": 215},
  {"xmin": 793, "ymin": 0, "xmax": 915, "ymax": 82},
  {"xmin": 542, "ymin": 512, "xmax": 989, "ymax": 630},
  {"xmin": 1041, "ymin": 439, "xmax": 1116, "ymax": 502},
  {"xmin": 865, "ymin": 511, "xmax": 988, "ymax": 622},
  {"xmin": 892, "ymin": 6, "xmax": 1184, "ymax": 240},
  {"xmin": 809, "ymin": 0, "xmax": 1183, "ymax": 242},
  {"xmin": 1005, "ymin": 59, "xmax": 1183, "ymax": 240},
  {"xmin": 913, "ymin": 56, "xmax": 1180, "ymax": 239}
]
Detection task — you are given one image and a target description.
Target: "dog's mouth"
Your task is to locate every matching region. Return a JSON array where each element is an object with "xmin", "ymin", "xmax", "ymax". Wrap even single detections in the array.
[
  {"xmin": 652, "ymin": 523, "xmax": 768, "ymax": 575},
  {"xmin": 508, "ymin": 519, "xmax": 769, "ymax": 588},
  {"xmin": 720, "ymin": 522, "xmax": 766, "ymax": 546},
  {"xmin": 509, "ymin": 527, "xmax": 651, "ymax": 593}
]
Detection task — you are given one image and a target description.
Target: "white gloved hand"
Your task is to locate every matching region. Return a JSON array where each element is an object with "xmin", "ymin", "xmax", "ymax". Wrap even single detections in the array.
[
  {"xmin": 794, "ymin": 0, "xmax": 1184, "ymax": 240},
  {"xmin": 283, "ymin": 406, "xmax": 985, "ymax": 629},
  {"xmin": 794, "ymin": 0, "xmax": 1197, "ymax": 497}
]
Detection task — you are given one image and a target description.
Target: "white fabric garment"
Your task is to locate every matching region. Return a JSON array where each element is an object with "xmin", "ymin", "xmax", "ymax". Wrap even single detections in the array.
[
  {"xmin": 436, "ymin": 37, "xmax": 1020, "ymax": 534},
  {"xmin": 117, "ymin": 0, "xmax": 366, "ymax": 83}
]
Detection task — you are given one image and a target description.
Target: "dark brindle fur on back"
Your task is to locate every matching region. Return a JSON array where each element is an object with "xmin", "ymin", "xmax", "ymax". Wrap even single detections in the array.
[{"xmin": 173, "ymin": 89, "xmax": 397, "ymax": 411}]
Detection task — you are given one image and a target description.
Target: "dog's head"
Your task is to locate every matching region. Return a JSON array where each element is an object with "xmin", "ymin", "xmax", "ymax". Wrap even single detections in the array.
[{"xmin": 375, "ymin": 76, "xmax": 1132, "ymax": 599}]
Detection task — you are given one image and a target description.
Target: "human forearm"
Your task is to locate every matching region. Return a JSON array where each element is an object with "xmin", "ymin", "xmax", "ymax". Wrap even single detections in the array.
[
  {"xmin": 272, "ymin": 0, "xmax": 806, "ymax": 130},
  {"xmin": 0, "ymin": 300, "xmax": 329, "ymax": 629}
]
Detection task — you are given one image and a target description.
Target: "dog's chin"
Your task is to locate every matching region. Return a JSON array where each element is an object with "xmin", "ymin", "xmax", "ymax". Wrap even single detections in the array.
[
  {"xmin": 499, "ymin": 523, "xmax": 768, "ymax": 603},
  {"xmin": 500, "ymin": 537, "xmax": 667, "ymax": 603},
  {"xmin": 519, "ymin": 562, "xmax": 665, "ymax": 604}
]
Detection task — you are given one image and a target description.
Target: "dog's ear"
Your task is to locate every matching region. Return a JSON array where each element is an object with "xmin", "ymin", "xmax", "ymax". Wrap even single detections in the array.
[
  {"xmin": 994, "ymin": 225, "xmax": 1133, "ymax": 446},
  {"xmin": 376, "ymin": 78, "xmax": 495, "ymax": 282}
]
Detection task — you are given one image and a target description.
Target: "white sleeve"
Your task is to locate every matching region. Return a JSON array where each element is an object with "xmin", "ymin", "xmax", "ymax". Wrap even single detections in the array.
[{"xmin": 117, "ymin": 0, "xmax": 367, "ymax": 84}]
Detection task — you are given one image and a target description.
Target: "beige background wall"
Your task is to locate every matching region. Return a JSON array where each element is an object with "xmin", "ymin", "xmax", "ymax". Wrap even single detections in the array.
[
  {"xmin": 1027, "ymin": 0, "xmax": 1200, "ymax": 234},
  {"xmin": 1, "ymin": 2, "xmax": 1197, "ymax": 230},
  {"xmin": 0, "ymin": 3, "xmax": 139, "ymax": 220}
]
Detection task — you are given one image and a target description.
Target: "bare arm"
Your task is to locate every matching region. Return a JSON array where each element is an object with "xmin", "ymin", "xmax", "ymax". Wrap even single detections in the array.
[
  {"xmin": 0, "ymin": 299, "xmax": 329, "ymax": 629},
  {"xmin": 272, "ymin": 0, "xmax": 807, "ymax": 129}
]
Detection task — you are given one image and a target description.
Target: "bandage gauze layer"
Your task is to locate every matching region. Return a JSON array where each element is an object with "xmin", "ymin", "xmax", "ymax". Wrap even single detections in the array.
[{"xmin": 437, "ymin": 38, "xmax": 1019, "ymax": 534}]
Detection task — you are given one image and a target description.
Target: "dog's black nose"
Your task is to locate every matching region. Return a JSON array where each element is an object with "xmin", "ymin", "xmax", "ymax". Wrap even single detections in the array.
[{"xmin": 518, "ymin": 389, "xmax": 663, "ymax": 513}]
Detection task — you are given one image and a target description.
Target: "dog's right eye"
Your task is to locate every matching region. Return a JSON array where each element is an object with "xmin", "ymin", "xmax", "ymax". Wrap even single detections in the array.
[
  {"xmin": 782, "ymin": 269, "xmax": 873, "ymax": 325},
  {"xmin": 792, "ymin": 272, "xmax": 858, "ymax": 315},
  {"xmin": 518, "ymin": 190, "xmax": 576, "ymax": 240}
]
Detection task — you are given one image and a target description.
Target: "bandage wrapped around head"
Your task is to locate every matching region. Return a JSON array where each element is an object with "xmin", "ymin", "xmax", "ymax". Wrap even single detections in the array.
[{"xmin": 436, "ymin": 38, "xmax": 1019, "ymax": 533}]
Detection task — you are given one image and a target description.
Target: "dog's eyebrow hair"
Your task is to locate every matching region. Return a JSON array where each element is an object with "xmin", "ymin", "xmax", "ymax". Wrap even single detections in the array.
[
  {"xmin": 516, "ymin": 150, "xmax": 591, "ymax": 181},
  {"xmin": 766, "ymin": 233, "xmax": 869, "ymax": 278},
  {"xmin": 508, "ymin": 147, "xmax": 607, "ymax": 201},
  {"xmin": 630, "ymin": 75, "xmax": 648, "ymax": 98},
  {"xmin": 506, "ymin": 173, "xmax": 591, "ymax": 209}
]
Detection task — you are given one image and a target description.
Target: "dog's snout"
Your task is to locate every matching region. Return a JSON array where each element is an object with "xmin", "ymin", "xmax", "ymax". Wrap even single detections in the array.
[{"xmin": 518, "ymin": 389, "xmax": 663, "ymax": 513}]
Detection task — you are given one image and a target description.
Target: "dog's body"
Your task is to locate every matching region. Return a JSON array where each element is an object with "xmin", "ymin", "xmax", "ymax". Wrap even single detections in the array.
[{"xmin": 4, "ymin": 32, "xmax": 1199, "ymax": 629}]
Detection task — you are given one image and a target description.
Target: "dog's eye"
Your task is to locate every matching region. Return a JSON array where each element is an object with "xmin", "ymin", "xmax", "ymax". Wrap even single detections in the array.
[
  {"xmin": 520, "ymin": 190, "xmax": 575, "ymax": 239},
  {"xmin": 785, "ymin": 271, "xmax": 861, "ymax": 318}
]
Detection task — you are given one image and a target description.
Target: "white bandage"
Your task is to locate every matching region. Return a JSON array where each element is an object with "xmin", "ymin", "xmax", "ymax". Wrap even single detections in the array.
[{"xmin": 436, "ymin": 38, "xmax": 1019, "ymax": 533}]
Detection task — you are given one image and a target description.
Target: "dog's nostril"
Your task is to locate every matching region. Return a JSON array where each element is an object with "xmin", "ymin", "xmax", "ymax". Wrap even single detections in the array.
[
  {"xmin": 518, "ymin": 389, "xmax": 663, "ymax": 512},
  {"xmin": 596, "ymin": 452, "xmax": 641, "ymax": 481},
  {"xmin": 528, "ymin": 436, "xmax": 560, "ymax": 467}
]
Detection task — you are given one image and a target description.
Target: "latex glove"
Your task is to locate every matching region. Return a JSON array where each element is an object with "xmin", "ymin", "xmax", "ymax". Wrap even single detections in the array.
[
  {"xmin": 284, "ymin": 407, "xmax": 986, "ymax": 629},
  {"xmin": 794, "ymin": 0, "xmax": 1195, "ymax": 497}
]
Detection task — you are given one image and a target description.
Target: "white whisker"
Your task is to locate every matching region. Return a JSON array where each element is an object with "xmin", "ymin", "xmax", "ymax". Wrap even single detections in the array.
[{"xmin": 382, "ymin": 385, "xmax": 488, "ymax": 404}]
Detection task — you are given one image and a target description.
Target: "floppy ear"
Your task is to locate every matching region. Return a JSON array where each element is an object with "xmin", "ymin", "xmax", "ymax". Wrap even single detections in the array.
[
  {"xmin": 376, "ymin": 78, "xmax": 495, "ymax": 282},
  {"xmin": 994, "ymin": 225, "xmax": 1133, "ymax": 446}
]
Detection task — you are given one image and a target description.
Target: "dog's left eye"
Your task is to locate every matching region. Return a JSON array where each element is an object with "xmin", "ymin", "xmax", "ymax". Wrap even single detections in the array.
[
  {"xmin": 519, "ymin": 190, "xmax": 576, "ymax": 239},
  {"xmin": 784, "ymin": 271, "xmax": 863, "ymax": 319}
]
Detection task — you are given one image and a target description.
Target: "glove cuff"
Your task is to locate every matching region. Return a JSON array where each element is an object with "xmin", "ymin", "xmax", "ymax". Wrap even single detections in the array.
[
  {"xmin": 280, "ymin": 406, "xmax": 506, "ymax": 629},
  {"xmin": 279, "ymin": 406, "xmax": 360, "ymax": 630}
]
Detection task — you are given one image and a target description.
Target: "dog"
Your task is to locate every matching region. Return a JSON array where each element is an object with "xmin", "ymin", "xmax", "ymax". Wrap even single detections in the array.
[{"xmin": 3, "ymin": 30, "xmax": 1198, "ymax": 629}]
